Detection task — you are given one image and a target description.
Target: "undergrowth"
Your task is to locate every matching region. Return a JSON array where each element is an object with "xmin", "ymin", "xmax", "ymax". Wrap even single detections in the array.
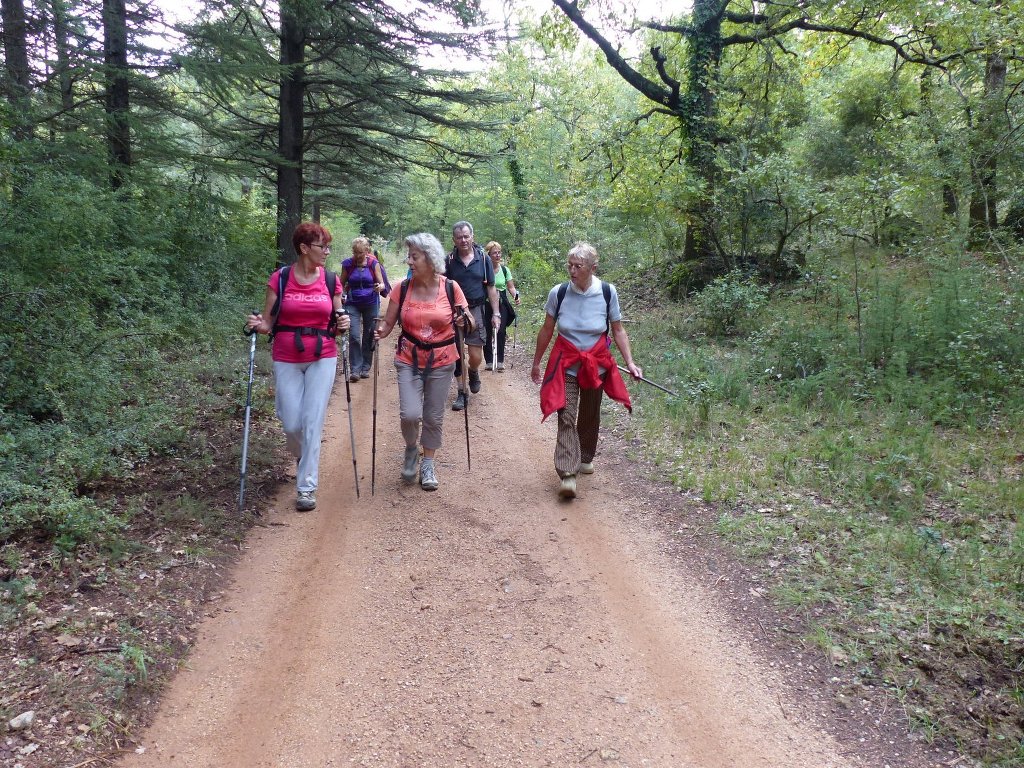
[{"xmin": 616, "ymin": 241, "xmax": 1024, "ymax": 766}]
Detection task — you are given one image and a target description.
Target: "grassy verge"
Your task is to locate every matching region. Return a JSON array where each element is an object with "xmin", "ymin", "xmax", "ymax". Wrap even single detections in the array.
[{"xmin": 611, "ymin": 247, "xmax": 1024, "ymax": 766}]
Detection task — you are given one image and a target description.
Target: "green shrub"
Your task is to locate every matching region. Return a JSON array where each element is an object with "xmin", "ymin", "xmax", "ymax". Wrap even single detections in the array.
[
  {"xmin": 508, "ymin": 248, "xmax": 559, "ymax": 309},
  {"xmin": 694, "ymin": 270, "xmax": 769, "ymax": 337},
  {"xmin": 0, "ymin": 173, "xmax": 277, "ymax": 550}
]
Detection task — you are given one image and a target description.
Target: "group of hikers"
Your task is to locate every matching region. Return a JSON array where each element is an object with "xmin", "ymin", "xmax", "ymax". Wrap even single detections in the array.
[{"xmin": 244, "ymin": 220, "xmax": 642, "ymax": 509}]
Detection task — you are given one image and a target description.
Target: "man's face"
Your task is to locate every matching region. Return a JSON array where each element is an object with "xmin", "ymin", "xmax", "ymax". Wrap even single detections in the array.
[{"xmin": 453, "ymin": 227, "xmax": 474, "ymax": 254}]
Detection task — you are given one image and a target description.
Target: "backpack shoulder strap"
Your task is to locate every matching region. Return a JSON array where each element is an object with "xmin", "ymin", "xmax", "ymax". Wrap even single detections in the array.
[
  {"xmin": 270, "ymin": 265, "xmax": 291, "ymax": 319},
  {"xmin": 325, "ymin": 269, "xmax": 337, "ymax": 300},
  {"xmin": 398, "ymin": 279, "xmax": 411, "ymax": 317},
  {"xmin": 446, "ymin": 277, "xmax": 456, "ymax": 321},
  {"xmin": 553, "ymin": 281, "xmax": 569, "ymax": 320},
  {"xmin": 502, "ymin": 265, "xmax": 511, "ymax": 283},
  {"xmin": 602, "ymin": 280, "xmax": 611, "ymax": 333}
]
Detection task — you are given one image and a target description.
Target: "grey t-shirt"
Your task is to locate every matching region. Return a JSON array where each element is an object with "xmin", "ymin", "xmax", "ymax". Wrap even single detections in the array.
[{"xmin": 544, "ymin": 278, "xmax": 622, "ymax": 375}]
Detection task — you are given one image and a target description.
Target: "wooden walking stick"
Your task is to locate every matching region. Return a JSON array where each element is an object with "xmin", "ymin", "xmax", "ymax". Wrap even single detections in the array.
[
  {"xmin": 339, "ymin": 315, "xmax": 360, "ymax": 498},
  {"xmin": 371, "ymin": 317, "xmax": 379, "ymax": 495},
  {"xmin": 616, "ymin": 364, "xmax": 680, "ymax": 398}
]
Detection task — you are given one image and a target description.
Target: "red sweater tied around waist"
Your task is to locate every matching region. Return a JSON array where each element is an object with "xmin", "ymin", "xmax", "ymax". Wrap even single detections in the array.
[{"xmin": 540, "ymin": 334, "xmax": 632, "ymax": 421}]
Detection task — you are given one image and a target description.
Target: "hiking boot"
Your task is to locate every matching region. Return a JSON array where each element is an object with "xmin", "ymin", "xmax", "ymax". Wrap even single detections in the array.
[
  {"xmin": 348, "ymin": 373, "xmax": 359, "ymax": 383},
  {"xmin": 579, "ymin": 462, "xmax": 595, "ymax": 475},
  {"xmin": 469, "ymin": 368, "xmax": 481, "ymax": 393},
  {"xmin": 359, "ymin": 369, "xmax": 371, "ymax": 379},
  {"xmin": 558, "ymin": 475, "xmax": 577, "ymax": 499},
  {"xmin": 452, "ymin": 391, "xmax": 467, "ymax": 411},
  {"xmin": 420, "ymin": 459, "xmax": 439, "ymax": 491},
  {"xmin": 484, "ymin": 362, "xmax": 493, "ymax": 371},
  {"xmin": 496, "ymin": 362, "xmax": 505, "ymax": 371},
  {"xmin": 401, "ymin": 445, "xmax": 419, "ymax": 483},
  {"xmin": 296, "ymin": 490, "xmax": 317, "ymax": 511}
]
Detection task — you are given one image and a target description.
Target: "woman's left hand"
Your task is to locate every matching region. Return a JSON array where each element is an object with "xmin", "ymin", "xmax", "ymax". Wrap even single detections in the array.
[
  {"xmin": 625, "ymin": 362, "xmax": 642, "ymax": 380},
  {"xmin": 333, "ymin": 311, "xmax": 351, "ymax": 331}
]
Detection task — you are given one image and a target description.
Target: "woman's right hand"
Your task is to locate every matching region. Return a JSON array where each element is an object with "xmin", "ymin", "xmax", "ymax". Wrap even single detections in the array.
[{"xmin": 246, "ymin": 312, "xmax": 266, "ymax": 334}]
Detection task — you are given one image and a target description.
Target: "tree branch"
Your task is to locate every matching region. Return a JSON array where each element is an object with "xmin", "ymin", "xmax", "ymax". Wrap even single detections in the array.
[{"xmin": 549, "ymin": 0, "xmax": 678, "ymax": 113}]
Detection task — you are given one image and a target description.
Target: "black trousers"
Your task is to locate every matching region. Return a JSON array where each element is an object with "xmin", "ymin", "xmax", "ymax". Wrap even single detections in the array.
[{"xmin": 483, "ymin": 291, "xmax": 516, "ymax": 365}]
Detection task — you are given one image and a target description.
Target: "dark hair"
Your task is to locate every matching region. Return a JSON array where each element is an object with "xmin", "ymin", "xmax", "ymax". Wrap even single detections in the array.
[{"xmin": 292, "ymin": 222, "xmax": 331, "ymax": 252}]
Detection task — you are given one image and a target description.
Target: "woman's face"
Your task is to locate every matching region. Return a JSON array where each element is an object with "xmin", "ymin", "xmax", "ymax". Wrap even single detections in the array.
[
  {"xmin": 406, "ymin": 246, "xmax": 433, "ymax": 277},
  {"xmin": 488, "ymin": 247, "xmax": 502, "ymax": 266},
  {"xmin": 302, "ymin": 238, "xmax": 331, "ymax": 267},
  {"xmin": 352, "ymin": 246, "xmax": 369, "ymax": 263},
  {"xmin": 567, "ymin": 255, "xmax": 594, "ymax": 289}
]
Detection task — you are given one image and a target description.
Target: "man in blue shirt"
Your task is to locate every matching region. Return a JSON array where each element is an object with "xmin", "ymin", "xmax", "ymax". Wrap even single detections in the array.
[{"xmin": 446, "ymin": 221, "xmax": 501, "ymax": 411}]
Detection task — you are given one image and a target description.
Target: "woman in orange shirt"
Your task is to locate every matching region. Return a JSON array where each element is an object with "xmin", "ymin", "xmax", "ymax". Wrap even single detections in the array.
[{"xmin": 375, "ymin": 233, "xmax": 473, "ymax": 491}]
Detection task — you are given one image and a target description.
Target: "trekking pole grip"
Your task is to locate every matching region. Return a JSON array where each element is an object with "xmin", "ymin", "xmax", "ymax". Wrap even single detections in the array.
[{"xmin": 244, "ymin": 308, "xmax": 259, "ymax": 336}]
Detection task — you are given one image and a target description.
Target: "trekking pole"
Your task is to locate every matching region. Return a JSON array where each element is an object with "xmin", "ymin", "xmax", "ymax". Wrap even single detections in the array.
[
  {"xmin": 455, "ymin": 309, "xmax": 471, "ymax": 470},
  {"xmin": 239, "ymin": 313, "xmax": 259, "ymax": 514},
  {"xmin": 491, "ymin": 318, "xmax": 498, "ymax": 375},
  {"xmin": 616, "ymin": 364, "xmax": 680, "ymax": 398},
  {"xmin": 371, "ymin": 317, "xmax": 379, "ymax": 495},
  {"xmin": 511, "ymin": 315, "xmax": 517, "ymax": 369},
  {"xmin": 339, "ymin": 311, "xmax": 360, "ymax": 498}
]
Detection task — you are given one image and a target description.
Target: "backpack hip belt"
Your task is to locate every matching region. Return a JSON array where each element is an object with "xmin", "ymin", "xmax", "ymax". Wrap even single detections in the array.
[
  {"xmin": 400, "ymin": 329, "xmax": 455, "ymax": 377},
  {"xmin": 273, "ymin": 325, "xmax": 333, "ymax": 358}
]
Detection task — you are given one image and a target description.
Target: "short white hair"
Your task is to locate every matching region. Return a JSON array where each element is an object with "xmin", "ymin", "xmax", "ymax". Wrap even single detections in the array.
[
  {"xmin": 567, "ymin": 242, "xmax": 598, "ymax": 266},
  {"xmin": 404, "ymin": 232, "xmax": 446, "ymax": 273}
]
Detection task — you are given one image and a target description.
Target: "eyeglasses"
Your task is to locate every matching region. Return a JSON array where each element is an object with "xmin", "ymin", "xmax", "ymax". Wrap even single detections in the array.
[{"xmin": 311, "ymin": 242, "xmax": 331, "ymax": 251}]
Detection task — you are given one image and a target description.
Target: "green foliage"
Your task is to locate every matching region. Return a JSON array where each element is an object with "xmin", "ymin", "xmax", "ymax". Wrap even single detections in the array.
[
  {"xmin": 508, "ymin": 249, "xmax": 559, "ymax": 301},
  {"xmin": 624, "ymin": 242, "xmax": 1024, "ymax": 765},
  {"xmin": 0, "ymin": 171, "xmax": 277, "ymax": 551},
  {"xmin": 693, "ymin": 271, "xmax": 769, "ymax": 337},
  {"xmin": 749, "ymin": 254, "xmax": 1024, "ymax": 421}
]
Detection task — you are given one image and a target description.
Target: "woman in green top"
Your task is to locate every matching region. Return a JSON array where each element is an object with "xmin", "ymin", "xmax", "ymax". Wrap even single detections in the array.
[{"xmin": 482, "ymin": 240, "xmax": 521, "ymax": 370}]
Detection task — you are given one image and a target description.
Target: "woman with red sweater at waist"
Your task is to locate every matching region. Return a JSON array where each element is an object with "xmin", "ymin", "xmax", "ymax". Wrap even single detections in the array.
[{"xmin": 531, "ymin": 242, "xmax": 642, "ymax": 500}]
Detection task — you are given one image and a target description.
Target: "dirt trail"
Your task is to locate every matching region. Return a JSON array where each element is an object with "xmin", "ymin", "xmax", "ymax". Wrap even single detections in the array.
[{"xmin": 117, "ymin": 345, "xmax": 919, "ymax": 768}]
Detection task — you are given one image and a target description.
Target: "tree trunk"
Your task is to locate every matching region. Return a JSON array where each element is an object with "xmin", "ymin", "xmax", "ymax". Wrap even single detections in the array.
[
  {"xmin": 310, "ymin": 166, "xmax": 321, "ymax": 223},
  {"xmin": 277, "ymin": 0, "xmax": 306, "ymax": 266},
  {"xmin": 920, "ymin": 68, "xmax": 958, "ymax": 218},
  {"xmin": 2, "ymin": 0, "xmax": 32, "ymax": 143},
  {"xmin": 969, "ymin": 53, "xmax": 1006, "ymax": 240},
  {"xmin": 507, "ymin": 149, "xmax": 526, "ymax": 249},
  {"xmin": 674, "ymin": 0, "xmax": 728, "ymax": 296},
  {"xmin": 102, "ymin": 0, "xmax": 131, "ymax": 189},
  {"xmin": 51, "ymin": 0, "xmax": 75, "ymax": 115}
]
